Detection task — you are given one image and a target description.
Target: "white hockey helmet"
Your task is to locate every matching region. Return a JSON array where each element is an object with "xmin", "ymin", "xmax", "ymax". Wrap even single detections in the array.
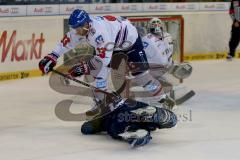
[{"xmin": 148, "ymin": 17, "xmax": 164, "ymax": 36}]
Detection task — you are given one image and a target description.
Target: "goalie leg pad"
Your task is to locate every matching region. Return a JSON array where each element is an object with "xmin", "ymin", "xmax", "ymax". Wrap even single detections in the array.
[{"xmin": 133, "ymin": 71, "xmax": 163, "ymax": 96}]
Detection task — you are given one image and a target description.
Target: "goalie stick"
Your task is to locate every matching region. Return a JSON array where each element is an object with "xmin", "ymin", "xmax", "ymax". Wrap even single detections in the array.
[
  {"xmin": 52, "ymin": 69, "xmax": 125, "ymax": 121},
  {"xmin": 172, "ymin": 90, "xmax": 196, "ymax": 105}
]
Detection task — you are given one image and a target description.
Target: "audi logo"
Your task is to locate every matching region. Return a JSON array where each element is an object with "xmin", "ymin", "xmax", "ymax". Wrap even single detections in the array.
[{"xmin": 11, "ymin": 7, "xmax": 19, "ymax": 14}]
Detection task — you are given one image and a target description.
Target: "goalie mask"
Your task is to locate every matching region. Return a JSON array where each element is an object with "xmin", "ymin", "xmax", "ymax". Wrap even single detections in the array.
[{"xmin": 148, "ymin": 18, "xmax": 164, "ymax": 37}]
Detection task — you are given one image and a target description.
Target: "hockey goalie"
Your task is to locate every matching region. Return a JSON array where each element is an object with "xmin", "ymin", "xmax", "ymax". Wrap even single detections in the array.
[
  {"xmin": 143, "ymin": 17, "xmax": 192, "ymax": 80},
  {"xmin": 131, "ymin": 17, "xmax": 194, "ymax": 105}
]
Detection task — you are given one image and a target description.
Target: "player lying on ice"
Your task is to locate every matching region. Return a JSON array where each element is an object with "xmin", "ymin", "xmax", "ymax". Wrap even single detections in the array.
[
  {"xmin": 80, "ymin": 92, "xmax": 177, "ymax": 148},
  {"xmin": 38, "ymin": 9, "xmax": 177, "ymax": 118}
]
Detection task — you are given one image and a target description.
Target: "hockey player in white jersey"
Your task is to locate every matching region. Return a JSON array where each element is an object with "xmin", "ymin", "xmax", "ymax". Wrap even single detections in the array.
[
  {"xmin": 140, "ymin": 17, "xmax": 174, "ymax": 88},
  {"xmin": 143, "ymin": 17, "xmax": 173, "ymax": 68},
  {"xmin": 38, "ymin": 10, "xmax": 176, "ymax": 147},
  {"xmin": 134, "ymin": 17, "xmax": 193, "ymax": 106},
  {"xmin": 142, "ymin": 17, "xmax": 192, "ymax": 82}
]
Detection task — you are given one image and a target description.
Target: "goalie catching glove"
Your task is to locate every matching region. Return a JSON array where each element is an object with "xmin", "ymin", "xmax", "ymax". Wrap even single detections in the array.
[
  {"xmin": 39, "ymin": 52, "xmax": 59, "ymax": 74},
  {"xmin": 168, "ymin": 62, "xmax": 192, "ymax": 79}
]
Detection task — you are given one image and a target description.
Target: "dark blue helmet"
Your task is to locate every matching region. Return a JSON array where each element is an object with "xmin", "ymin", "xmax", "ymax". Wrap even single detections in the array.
[{"xmin": 68, "ymin": 9, "xmax": 91, "ymax": 29}]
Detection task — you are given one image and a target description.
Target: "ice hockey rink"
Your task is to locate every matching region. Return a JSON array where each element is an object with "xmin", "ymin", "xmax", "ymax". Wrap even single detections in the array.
[{"xmin": 1, "ymin": 60, "xmax": 240, "ymax": 160}]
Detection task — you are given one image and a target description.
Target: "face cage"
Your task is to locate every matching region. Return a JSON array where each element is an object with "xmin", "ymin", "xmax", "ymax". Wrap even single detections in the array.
[
  {"xmin": 149, "ymin": 20, "xmax": 164, "ymax": 36},
  {"xmin": 149, "ymin": 26, "xmax": 164, "ymax": 38}
]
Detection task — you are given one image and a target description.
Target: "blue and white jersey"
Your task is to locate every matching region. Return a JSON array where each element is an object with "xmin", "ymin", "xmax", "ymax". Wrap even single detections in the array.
[
  {"xmin": 52, "ymin": 15, "xmax": 138, "ymax": 67},
  {"xmin": 142, "ymin": 32, "xmax": 173, "ymax": 67}
]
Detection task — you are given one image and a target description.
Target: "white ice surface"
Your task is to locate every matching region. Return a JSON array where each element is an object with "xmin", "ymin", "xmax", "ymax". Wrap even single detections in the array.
[{"xmin": 1, "ymin": 60, "xmax": 240, "ymax": 160}]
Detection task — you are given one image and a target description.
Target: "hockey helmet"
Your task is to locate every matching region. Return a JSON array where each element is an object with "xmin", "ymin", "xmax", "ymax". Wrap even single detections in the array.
[
  {"xmin": 148, "ymin": 17, "xmax": 164, "ymax": 36},
  {"xmin": 68, "ymin": 9, "xmax": 91, "ymax": 29}
]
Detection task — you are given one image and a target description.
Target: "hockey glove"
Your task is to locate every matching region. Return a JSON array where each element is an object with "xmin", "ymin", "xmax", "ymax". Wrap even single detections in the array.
[
  {"xmin": 39, "ymin": 52, "xmax": 59, "ymax": 74},
  {"xmin": 68, "ymin": 61, "xmax": 90, "ymax": 77},
  {"xmin": 106, "ymin": 91, "xmax": 125, "ymax": 111},
  {"xmin": 119, "ymin": 129, "xmax": 152, "ymax": 148},
  {"xmin": 130, "ymin": 131, "xmax": 152, "ymax": 148}
]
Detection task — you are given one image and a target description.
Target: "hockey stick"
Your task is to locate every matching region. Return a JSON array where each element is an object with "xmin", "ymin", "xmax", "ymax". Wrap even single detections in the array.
[
  {"xmin": 52, "ymin": 69, "xmax": 124, "ymax": 105},
  {"xmin": 52, "ymin": 69, "xmax": 127, "ymax": 97},
  {"xmin": 52, "ymin": 69, "xmax": 124, "ymax": 120},
  {"xmin": 52, "ymin": 69, "xmax": 104, "ymax": 92},
  {"xmin": 175, "ymin": 90, "xmax": 195, "ymax": 105}
]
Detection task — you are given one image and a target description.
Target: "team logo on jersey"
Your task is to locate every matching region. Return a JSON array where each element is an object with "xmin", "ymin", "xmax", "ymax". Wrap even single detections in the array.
[
  {"xmin": 143, "ymin": 41, "xmax": 149, "ymax": 48},
  {"xmin": 95, "ymin": 35, "xmax": 104, "ymax": 45},
  {"xmin": 97, "ymin": 47, "xmax": 107, "ymax": 59}
]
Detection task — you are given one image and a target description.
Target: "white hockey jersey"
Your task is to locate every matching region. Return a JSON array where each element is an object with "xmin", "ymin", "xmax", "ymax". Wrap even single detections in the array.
[
  {"xmin": 52, "ymin": 15, "xmax": 138, "ymax": 67},
  {"xmin": 142, "ymin": 32, "xmax": 173, "ymax": 67}
]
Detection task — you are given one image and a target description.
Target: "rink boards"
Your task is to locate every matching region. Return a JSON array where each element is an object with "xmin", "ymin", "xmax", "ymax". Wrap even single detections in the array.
[{"xmin": 0, "ymin": 11, "xmax": 240, "ymax": 81}]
